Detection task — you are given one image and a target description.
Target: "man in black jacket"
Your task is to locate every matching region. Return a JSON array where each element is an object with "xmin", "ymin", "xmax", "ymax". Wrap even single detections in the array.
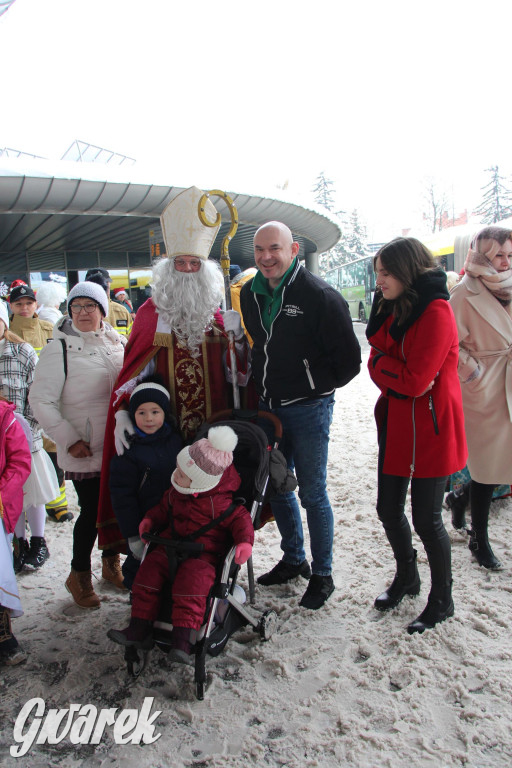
[{"xmin": 240, "ymin": 222, "xmax": 361, "ymax": 609}]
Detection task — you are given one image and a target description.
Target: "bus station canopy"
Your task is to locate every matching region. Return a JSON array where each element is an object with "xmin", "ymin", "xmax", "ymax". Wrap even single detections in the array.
[{"xmin": 0, "ymin": 159, "xmax": 341, "ymax": 272}]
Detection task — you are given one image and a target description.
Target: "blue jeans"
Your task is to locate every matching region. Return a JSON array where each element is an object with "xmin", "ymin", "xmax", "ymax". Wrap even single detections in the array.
[{"xmin": 259, "ymin": 395, "xmax": 335, "ymax": 576}]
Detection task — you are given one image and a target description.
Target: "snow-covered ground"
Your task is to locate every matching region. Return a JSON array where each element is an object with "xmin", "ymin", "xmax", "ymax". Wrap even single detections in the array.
[{"xmin": 2, "ymin": 345, "xmax": 512, "ymax": 768}]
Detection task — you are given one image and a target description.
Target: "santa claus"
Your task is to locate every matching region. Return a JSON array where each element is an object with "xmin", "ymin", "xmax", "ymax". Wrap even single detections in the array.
[{"xmin": 97, "ymin": 186, "xmax": 249, "ymax": 552}]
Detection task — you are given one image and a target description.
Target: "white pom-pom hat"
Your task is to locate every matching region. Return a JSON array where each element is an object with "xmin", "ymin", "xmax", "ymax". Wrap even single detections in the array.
[{"xmin": 173, "ymin": 425, "xmax": 238, "ymax": 494}]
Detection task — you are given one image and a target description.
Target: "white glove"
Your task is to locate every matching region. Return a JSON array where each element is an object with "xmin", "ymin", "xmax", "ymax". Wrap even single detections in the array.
[
  {"xmin": 221, "ymin": 309, "xmax": 244, "ymax": 340},
  {"xmin": 114, "ymin": 410, "xmax": 135, "ymax": 455},
  {"xmin": 128, "ymin": 536, "xmax": 145, "ymax": 561}
]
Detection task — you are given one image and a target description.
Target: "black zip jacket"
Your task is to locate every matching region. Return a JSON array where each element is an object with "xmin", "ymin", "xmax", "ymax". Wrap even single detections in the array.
[
  {"xmin": 109, "ymin": 422, "xmax": 183, "ymax": 539},
  {"xmin": 240, "ymin": 260, "xmax": 361, "ymax": 404}
]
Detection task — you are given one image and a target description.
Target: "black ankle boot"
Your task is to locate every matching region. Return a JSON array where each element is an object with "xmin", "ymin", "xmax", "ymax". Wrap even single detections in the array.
[
  {"xmin": 445, "ymin": 484, "xmax": 469, "ymax": 530},
  {"xmin": 13, "ymin": 538, "xmax": 29, "ymax": 573},
  {"xmin": 374, "ymin": 550, "xmax": 421, "ymax": 611},
  {"xmin": 25, "ymin": 537, "xmax": 50, "ymax": 569},
  {"xmin": 407, "ymin": 583, "xmax": 454, "ymax": 634},
  {"xmin": 468, "ymin": 530, "xmax": 502, "ymax": 570}
]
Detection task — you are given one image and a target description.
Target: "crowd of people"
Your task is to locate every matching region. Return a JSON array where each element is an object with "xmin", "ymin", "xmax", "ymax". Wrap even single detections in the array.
[{"xmin": 0, "ymin": 184, "xmax": 511, "ymax": 669}]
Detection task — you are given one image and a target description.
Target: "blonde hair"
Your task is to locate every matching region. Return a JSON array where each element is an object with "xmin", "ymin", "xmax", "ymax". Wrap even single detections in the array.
[{"xmin": 445, "ymin": 271, "xmax": 460, "ymax": 292}]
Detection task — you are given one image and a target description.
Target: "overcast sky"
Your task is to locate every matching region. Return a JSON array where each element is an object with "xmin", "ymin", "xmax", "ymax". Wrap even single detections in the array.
[{"xmin": 1, "ymin": 0, "xmax": 510, "ymax": 240}]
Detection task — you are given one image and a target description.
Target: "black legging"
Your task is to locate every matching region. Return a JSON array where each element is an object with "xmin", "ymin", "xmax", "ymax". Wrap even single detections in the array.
[
  {"xmin": 376, "ymin": 426, "xmax": 452, "ymax": 590},
  {"xmin": 71, "ymin": 477, "xmax": 115, "ymax": 571}
]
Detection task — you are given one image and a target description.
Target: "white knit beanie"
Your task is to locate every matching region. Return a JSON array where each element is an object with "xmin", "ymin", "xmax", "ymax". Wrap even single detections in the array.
[
  {"xmin": 0, "ymin": 300, "xmax": 9, "ymax": 329},
  {"xmin": 172, "ymin": 426, "xmax": 238, "ymax": 494},
  {"xmin": 67, "ymin": 281, "xmax": 109, "ymax": 317}
]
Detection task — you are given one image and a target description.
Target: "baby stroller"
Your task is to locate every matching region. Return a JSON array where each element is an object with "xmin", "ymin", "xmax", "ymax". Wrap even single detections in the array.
[{"xmin": 123, "ymin": 408, "xmax": 294, "ymax": 700}]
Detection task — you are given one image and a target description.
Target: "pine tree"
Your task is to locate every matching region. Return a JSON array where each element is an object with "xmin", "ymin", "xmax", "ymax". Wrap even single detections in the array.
[
  {"xmin": 312, "ymin": 171, "xmax": 351, "ymax": 276},
  {"xmin": 312, "ymin": 171, "xmax": 336, "ymax": 211},
  {"xmin": 347, "ymin": 209, "xmax": 369, "ymax": 259},
  {"xmin": 476, "ymin": 166, "xmax": 512, "ymax": 224}
]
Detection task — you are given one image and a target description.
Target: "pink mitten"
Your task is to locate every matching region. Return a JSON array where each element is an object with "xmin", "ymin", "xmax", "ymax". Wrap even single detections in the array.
[
  {"xmin": 235, "ymin": 542, "xmax": 253, "ymax": 565},
  {"xmin": 139, "ymin": 517, "xmax": 152, "ymax": 540}
]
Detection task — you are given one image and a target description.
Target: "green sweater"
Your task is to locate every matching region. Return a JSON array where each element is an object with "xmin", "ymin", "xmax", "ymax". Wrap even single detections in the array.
[{"xmin": 250, "ymin": 258, "xmax": 298, "ymax": 333}]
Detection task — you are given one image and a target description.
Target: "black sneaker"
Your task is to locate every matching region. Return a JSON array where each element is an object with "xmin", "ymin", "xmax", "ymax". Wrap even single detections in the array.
[
  {"xmin": 299, "ymin": 575, "xmax": 335, "ymax": 610},
  {"xmin": 257, "ymin": 559, "xmax": 311, "ymax": 586},
  {"xmin": 24, "ymin": 537, "xmax": 50, "ymax": 569},
  {"xmin": 13, "ymin": 537, "xmax": 29, "ymax": 573}
]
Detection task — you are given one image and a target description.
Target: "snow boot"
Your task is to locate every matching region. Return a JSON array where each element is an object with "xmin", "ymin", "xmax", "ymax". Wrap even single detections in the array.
[
  {"xmin": 102, "ymin": 554, "xmax": 127, "ymax": 590},
  {"xmin": 468, "ymin": 484, "xmax": 503, "ymax": 570},
  {"xmin": 407, "ymin": 582, "xmax": 454, "ymax": 634},
  {"xmin": 24, "ymin": 536, "xmax": 50, "ymax": 569},
  {"xmin": 374, "ymin": 550, "xmax": 420, "ymax": 611},
  {"xmin": 107, "ymin": 617, "xmax": 153, "ymax": 649},
  {"xmin": 65, "ymin": 569, "xmax": 101, "ymax": 609},
  {"xmin": 445, "ymin": 483, "xmax": 470, "ymax": 530},
  {"xmin": 168, "ymin": 626, "xmax": 193, "ymax": 664},
  {"xmin": 468, "ymin": 529, "xmax": 502, "ymax": 570}
]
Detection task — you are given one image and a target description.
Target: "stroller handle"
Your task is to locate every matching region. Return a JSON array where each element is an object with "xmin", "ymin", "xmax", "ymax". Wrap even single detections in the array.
[{"xmin": 206, "ymin": 408, "xmax": 283, "ymax": 442}]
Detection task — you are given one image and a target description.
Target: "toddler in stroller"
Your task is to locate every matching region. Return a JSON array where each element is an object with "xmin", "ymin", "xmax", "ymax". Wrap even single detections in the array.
[{"xmin": 108, "ymin": 425, "xmax": 254, "ymax": 662}]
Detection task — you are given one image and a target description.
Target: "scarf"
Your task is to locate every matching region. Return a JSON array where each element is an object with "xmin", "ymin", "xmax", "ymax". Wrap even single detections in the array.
[
  {"xmin": 464, "ymin": 244, "xmax": 512, "ymax": 303},
  {"xmin": 366, "ymin": 268, "xmax": 449, "ymax": 341}
]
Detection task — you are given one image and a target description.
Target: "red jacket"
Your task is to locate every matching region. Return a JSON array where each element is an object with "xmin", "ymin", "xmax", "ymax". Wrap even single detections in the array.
[
  {"xmin": 368, "ymin": 298, "xmax": 467, "ymax": 478},
  {"xmin": 145, "ymin": 464, "xmax": 254, "ymax": 565},
  {"xmin": 0, "ymin": 401, "xmax": 32, "ymax": 533}
]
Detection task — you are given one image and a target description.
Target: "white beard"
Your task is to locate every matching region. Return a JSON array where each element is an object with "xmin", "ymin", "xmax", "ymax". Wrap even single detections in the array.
[{"xmin": 151, "ymin": 258, "xmax": 225, "ymax": 356}]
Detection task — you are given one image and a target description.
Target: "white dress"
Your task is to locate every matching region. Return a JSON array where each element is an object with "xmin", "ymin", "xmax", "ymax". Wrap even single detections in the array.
[{"xmin": 0, "ymin": 522, "xmax": 22, "ymax": 617}]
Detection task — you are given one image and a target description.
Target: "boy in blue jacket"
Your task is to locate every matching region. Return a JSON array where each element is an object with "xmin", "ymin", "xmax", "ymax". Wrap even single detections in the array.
[{"xmin": 109, "ymin": 376, "xmax": 183, "ymax": 588}]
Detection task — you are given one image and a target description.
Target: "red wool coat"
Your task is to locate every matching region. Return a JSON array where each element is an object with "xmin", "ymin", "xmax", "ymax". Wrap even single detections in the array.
[{"xmin": 368, "ymin": 299, "xmax": 467, "ymax": 478}]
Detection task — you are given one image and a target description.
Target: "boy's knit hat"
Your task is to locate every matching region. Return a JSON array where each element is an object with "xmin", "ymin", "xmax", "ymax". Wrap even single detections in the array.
[
  {"xmin": 174, "ymin": 425, "xmax": 238, "ymax": 494},
  {"xmin": 129, "ymin": 380, "xmax": 171, "ymax": 418},
  {"xmin": 67, "ymin": 281, "xmax": 109, "ymax": 317}
]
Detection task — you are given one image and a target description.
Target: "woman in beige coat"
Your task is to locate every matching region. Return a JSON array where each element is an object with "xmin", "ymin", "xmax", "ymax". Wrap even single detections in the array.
[{"xmin": 449, "ymin": 226, "xmax": 512, "ymax": 569}]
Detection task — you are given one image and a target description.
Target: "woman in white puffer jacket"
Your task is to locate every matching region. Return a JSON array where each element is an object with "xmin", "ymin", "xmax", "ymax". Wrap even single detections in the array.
[{"xmin": 29, "ymin": 281, "xmax": 125, "ymax": 609}]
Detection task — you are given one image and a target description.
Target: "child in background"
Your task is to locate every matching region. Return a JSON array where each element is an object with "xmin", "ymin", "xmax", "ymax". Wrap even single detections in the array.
[
  {"xmin": 0, "ymin": 301, "xmax": 59, "ymax": 571},
  {"xmin": 109, "ymin": 377, "xmax": 183, "ymax": 589},
  {"xmin": 108, "ymin": 426, "xmax": 254, "ymax": 661},
  {"xmin": 0, "ymin": 396, "xmax": 32, "ymax": 665}
]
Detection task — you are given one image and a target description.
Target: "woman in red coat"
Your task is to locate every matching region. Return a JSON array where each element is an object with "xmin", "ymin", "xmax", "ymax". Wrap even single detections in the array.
[{"xmin": 366, "ymin": 237, "xmax": 467, "ymax": 634}]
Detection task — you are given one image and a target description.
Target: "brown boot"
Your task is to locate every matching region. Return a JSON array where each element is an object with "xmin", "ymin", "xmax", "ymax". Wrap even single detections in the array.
[
  {"xmin": 65, "ymin": 569, "xmax": 101, "ymax": 609},
  {"xmin": 102, "ymin": 555, "xmax": 127, "ymax": 590}
]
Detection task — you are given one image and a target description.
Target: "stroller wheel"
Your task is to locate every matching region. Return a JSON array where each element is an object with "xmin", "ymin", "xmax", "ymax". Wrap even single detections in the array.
[
  {"xmin": 125, "ymin": 646, "xmax": 149, "ymax": 678},
  {"xmin": 257, "ymin": 609, "xmax": 278, "ymax": 641}
]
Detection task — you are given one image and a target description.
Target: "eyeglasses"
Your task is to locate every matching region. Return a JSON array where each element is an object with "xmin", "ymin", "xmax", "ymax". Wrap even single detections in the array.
[
  {"xmin": 70, "ymin": 302, "xmax": 99, "ymax": 314},
  {"xmin": 174, "ymin": 258, "xmax": 202, "ymax": 271}
]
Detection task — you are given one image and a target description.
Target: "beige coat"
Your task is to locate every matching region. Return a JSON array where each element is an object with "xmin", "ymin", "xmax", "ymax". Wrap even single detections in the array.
[{"xmin": 450, "ymin": 275, "xmax": 512, "ymax": 484}]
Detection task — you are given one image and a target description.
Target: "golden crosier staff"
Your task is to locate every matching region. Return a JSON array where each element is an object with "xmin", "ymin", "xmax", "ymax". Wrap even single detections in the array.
[{"xmin": 198, "ymin": 190, "xmax": 241, "ymax": 408}]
